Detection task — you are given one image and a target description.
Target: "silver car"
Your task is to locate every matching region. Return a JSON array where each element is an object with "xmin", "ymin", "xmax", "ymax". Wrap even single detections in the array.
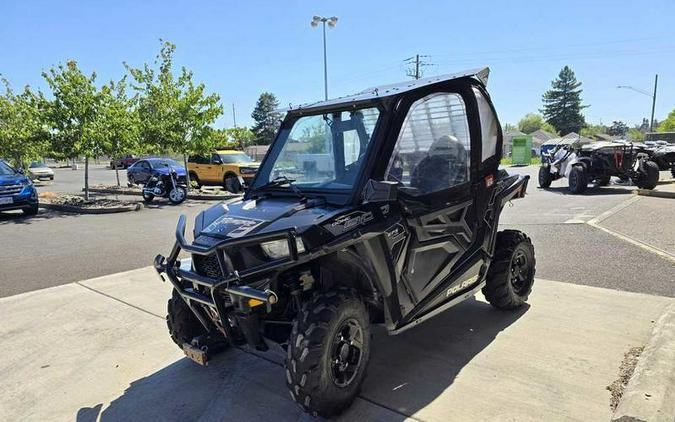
[{"xmin": 28, "ymin": 161, "xmax": 54, "ymax": 181}]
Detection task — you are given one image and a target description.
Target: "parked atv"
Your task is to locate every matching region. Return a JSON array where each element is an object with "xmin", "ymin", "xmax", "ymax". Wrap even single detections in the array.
[
  {"xmin": 539, "ymin": 141, "xmax": 659, "ymax": 193},
  {"xmin": 154, "ymin": 68, "xmax": 535, "ymax": 417},
  {"xmin": 649, "ymin": 144, "xmax": 675, "ymax": 178}
]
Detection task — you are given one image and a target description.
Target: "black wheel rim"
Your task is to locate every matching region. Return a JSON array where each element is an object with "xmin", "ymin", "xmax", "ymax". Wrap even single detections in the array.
[
  {"xmin": 329, "ymin": 318, "xmax": 364, "ymax": 388},
  {"xmin": 509, "ymin": 249, "xmax": 530, "ymax": 293}
]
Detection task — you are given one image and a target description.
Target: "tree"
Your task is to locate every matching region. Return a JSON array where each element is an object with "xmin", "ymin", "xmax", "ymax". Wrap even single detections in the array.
[
  {"xmin": 100, "ymin": 77, "xmax": 140, "ymax": 186},
  {"xmin": 223, "ymin": 127, "xmax": 255, "ymax": 149},
  {"xmin": 125, "ymin": 40, "xmax": 223, "ymax": 186},
  {"xmin": 580, "ymin": 123, "xmax": 606, "ymax": 138},
  {"xmin": 503, "ymin": 123, "xmax": 517, "ymax": 132},
  {"xmin": 657, "ymin": 108, "xmax": 675, "ymax": 132},
  {"xmin": 517, "ymin": 113, "xmax": 558, "ymax": 135},
  {"xmin": 607, "ymin": 121, "xmax": 628, "ymax": 136},
  {"xmin": 627, "ymin": 128, "xmax": 645, "ymax": 141},
  {"xmin": 0, "ymin": 79, "xmax": 50, "ymax": 169},
  {"xmin": 42, "ymin": 61, "xmax": 103, "ymax": 200},
  {"xmin": 251, "ymin": 92, "xmax": 281, "ymax": 145},
  {"xmin": 541, "ymin": 66, "xmax": 587, "ymax": 134}
]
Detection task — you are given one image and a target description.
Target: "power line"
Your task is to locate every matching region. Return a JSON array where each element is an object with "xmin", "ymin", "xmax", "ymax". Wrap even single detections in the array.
[{"xmin": 404, "ymin": 54, "xmax": 434, "ymax": 79}]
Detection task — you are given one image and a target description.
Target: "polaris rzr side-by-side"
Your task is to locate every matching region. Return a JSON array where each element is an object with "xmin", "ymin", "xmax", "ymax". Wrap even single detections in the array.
[
  {"xmin": 538, "ymin": 141, "xmax": 660, "ymax": 193},
  {"xmin": 649, "ymin": 143, "xmax": 675, "ymax": 178},
  {"xmin": 154, "ymin": 68, "xmax": 535, "ymax": 417}
]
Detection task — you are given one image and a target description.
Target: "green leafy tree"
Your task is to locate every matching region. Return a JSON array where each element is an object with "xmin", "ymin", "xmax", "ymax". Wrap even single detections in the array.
[
  {"xmin": 42, "ymin": 61, "xmax": 104, "ymax": 200},
  {"xmin": 517, "ymin": 113, "xmax": 558, "ymax": 135},
  {"xmin": 100, "ymin": 77, "xmax": 140, "ymax": 186},
  {"xmin": 251, "ymin": 92, "xmax": 281, "ymax": 145},
  {"xmin": 503, "ymin": 123, "xmax": 517, "ymax": 132},
  {"xmin": 0, "ymin": 79, "xmax": 50, "ymax": 169},
  {"xmin": 607, "ymin": 121, "xmax": 628, "ymax": 136},
  {"xmin": 125, "ymin": 40, "xmax": 223, "ymax": 186},
  {"xmin": 541, "ymin": 66, "xmax": 587, "ymax": 134},
  {"xmin": 223, "ymin": 127, "xmax": 255, "ymax": 149},
  {"xmin": 657, "ymin": 108, "xmax": 675, "ymax": 132},
  {"xmin": 627, "ymin": 128, "xmax": 645, "ymax": 141},
  {"xmin": 580, "ymin": 123, "xmax": 606, "ymax": 138}
]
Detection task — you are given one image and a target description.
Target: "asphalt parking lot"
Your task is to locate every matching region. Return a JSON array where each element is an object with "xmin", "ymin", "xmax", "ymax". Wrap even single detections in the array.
[{"xmin": 0, "ymin": 164, "xmax": 674, "ymax": 298}]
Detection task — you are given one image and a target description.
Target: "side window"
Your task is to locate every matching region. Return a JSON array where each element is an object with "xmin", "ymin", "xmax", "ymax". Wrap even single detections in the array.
[
  {"xmin": 385, "ymin": 93, "xmax": 471, "ymax": 196},
  {"xmin": 473, "ymin": 88, "xmax": 498, "ymax": 161},
  {"xmin": 210, "ymin": 154, "xmax": 222, "ymax": 164}
]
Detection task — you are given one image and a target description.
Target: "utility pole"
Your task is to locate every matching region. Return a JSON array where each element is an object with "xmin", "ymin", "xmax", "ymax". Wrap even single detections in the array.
[
  {"xmin": 650, "ymin": 74, "xmax": 658, "ymax": 132},
  {"xmin": 232, "ymin": 103, "xmax": 237, "ymax": 128},
  {"xmin": 404, "ymin": 54, "xmax": 432, "ymax": 80}
]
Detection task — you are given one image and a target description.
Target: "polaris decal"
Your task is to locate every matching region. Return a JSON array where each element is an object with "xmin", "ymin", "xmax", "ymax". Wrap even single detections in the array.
[
  {"xmin": 446, "ymin": 275, "xmax": 479, "ymax": 297},
  {"xmin": 324, "ymin": 211, "xmax": 374, "ymax": 235},
  {"xmin": 202, "ymin": 215, "xmax": 264, "ymax": 238}
]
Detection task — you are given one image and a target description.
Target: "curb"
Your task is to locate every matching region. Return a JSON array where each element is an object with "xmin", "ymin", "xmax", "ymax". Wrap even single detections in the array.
[
  {"xmin": 612, "ymin": 303, "xmax": 675, "ymax": 422},
  {"xmin": 85, "ymin": 187, "xmax": 240, "ymax": 201},
  {"xmin": 39, "ymin": 202, "xmax": 142, "ymax": 214},
  {"xmin": 635, "ymin": 189, "xmax": 675, "ymax": 199}
]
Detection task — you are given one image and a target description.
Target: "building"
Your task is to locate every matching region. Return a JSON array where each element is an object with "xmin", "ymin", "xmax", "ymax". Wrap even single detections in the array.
[{"xmin": 645, "ymin": 132, "xmax": 675, "ymax": 143}]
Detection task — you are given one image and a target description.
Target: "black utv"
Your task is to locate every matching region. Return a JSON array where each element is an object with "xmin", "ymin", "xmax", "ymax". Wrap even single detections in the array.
[{"xmin": 154, "ymin": 68, "xmax": 535, "ymax": 417}]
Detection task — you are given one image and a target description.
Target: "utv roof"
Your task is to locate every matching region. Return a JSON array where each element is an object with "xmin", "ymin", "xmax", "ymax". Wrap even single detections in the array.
[{"xmin": 287, "ymin": 67, "xmax": 490, "ymax": 114}]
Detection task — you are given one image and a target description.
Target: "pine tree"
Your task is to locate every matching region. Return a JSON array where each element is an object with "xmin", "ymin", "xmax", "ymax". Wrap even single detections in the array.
[
  {"xmin": 541, "ymin": 66, "xmax": 587, "ymax": 135},
  {"xmin": 251, "ymin": 92, "xmax": 281, "ymax": 145}
]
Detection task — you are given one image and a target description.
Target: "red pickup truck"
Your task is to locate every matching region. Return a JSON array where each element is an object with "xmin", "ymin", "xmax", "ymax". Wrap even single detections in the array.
[{"xmin": 110, "ymin": 155, "xmax": 139, "ymax": 169}]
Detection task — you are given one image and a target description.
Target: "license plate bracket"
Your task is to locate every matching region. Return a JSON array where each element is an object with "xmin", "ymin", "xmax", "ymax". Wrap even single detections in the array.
[
  {"xmin": 182, "ymin": 343, "xmax": 208, "ymax": 366},
  {"xmin": 0, "ymin": 197, "xmax": 13, "ymax": 205}
]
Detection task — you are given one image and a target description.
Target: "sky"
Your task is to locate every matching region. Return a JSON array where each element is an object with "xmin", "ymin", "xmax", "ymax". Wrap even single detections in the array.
[{"xmin": 1, "ymin": 0, "xmax": 674, "ymax": 130}]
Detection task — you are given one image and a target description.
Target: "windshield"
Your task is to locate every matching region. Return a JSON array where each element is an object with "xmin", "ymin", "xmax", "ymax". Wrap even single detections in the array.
[
  {"xmin": 252, "ymin": 107, "xmax": 380, "ymax": 192},
  {"xmin": 150, "ymin": 159, "xmax": 181, "ymax": 169},
  {"xmin": 29, "ymin": 161, "xmax": 45, "ymax": 168},
  {"xmin": 219, "ymin": 153, "xmax": 253, "ymax": 164},
  {"xmin": 0, "ymin": 161, "xmax": 17, "ymax": 176}
]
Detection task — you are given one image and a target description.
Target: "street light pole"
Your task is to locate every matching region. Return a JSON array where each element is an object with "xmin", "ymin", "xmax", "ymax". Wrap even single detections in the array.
[
  {"xmin": 311, "ymin": 16, "xmax": 338, "ymax": 101},
  {"xmin": 617, "ymin": 74, "xmax": 659, "ymax": 132}
]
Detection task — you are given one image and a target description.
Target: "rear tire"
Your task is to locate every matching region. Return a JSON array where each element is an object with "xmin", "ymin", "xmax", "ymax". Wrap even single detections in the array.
[
  {"xmin": 595, "ymin": 176, "xmax": 611, "ymax": 186},
  {"xmin": 285, "ymin": 288, "xmax": 371, "ymax": 418},
  {"xmin": 633, "ymin": 160, "xmax": 659, "ymax": 189},
  {"xmin": 167, "ymin": 289, "xmax": 208, "ymax": 349},
  {"xmin": 568, "ymin": 165, "xmax": 588, "ymax": 194},
  {"xmin": 483, "ymin": 230, "xmax": 535, "ymax": 309},
  {"xmin": 538, "ymin": 166, "xmax": 552, "ymax": 188}
]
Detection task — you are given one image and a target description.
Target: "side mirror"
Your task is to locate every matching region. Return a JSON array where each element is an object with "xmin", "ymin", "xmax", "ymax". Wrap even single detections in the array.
[
  {"xmin": 17, "ymin": 168, "xmax": 24, "ymax": 175},
  {"xmin": 363, "ymin": 179, "xmax": 397, "ymax": 203}
]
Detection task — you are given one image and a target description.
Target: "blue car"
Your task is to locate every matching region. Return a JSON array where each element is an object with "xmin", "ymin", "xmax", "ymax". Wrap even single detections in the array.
[
  {"xmin": 0, "ymin": 160, "xmax": 39, "ymax": 216},
  {"xmin": 126, "ymin": 158, "xmax": 187, "ymax": 186}
]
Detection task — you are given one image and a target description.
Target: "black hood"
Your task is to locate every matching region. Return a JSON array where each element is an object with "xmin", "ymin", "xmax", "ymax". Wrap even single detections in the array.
[{"xmin": 193, "ymin": 197, "xmax": 343, "ymax": 244}]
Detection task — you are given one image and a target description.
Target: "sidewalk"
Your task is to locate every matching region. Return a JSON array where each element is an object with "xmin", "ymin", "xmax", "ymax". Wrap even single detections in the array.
[{"xmin": 1, "ymin": 267, "xmax": 673, "ymax": 422}]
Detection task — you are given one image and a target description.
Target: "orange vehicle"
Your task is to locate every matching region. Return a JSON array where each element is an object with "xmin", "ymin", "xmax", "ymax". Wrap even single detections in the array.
[{"xmin": 187, "ymin": 150, "xmax": 259, "ymax": 192}]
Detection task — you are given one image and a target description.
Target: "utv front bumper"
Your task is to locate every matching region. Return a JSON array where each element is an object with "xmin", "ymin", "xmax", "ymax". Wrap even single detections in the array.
[{"xmin": 154, "ymin": 214, "xmax": 301, "ymax": 346}]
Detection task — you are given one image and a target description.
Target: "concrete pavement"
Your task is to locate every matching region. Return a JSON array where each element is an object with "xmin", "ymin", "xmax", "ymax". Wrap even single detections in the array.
[{"xmin": 1, "ymin": 266, "xmax": 673, "ymax": 422}]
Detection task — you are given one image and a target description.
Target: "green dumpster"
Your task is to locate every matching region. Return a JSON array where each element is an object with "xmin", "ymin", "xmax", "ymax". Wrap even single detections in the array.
[{"xmin": 511, "ymin": 135, "xmax": 532, "ymax": 165}]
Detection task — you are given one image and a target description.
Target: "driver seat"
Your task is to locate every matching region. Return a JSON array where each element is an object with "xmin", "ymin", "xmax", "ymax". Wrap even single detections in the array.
[{"xmin": 411, "ymin": 135, "xmax": 468, "ymax": 194}]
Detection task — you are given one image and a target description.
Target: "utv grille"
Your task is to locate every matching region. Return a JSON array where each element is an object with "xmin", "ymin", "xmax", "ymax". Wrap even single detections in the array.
[{"xmin": 192, "ymin": 253, "xmax": 224, "ymax": 279}]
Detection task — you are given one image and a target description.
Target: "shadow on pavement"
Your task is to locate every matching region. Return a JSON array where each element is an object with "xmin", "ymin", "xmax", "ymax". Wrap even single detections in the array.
[
  {"xmin": 539, "ymin": 185, "xmax": 634, "ymax": 196},
  {"xmin": 78, "ymin": 297, "xmax": 528, "ymax": 421},
  {"xmin": 0, "ymin": 209, "xmax": 76, "ymax": 225}
]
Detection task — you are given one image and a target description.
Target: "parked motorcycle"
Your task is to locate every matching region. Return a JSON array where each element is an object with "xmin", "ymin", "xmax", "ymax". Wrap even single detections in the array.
[{"xmin": 142, "ymin": 165, "xmax": 188, "ymax": 205}]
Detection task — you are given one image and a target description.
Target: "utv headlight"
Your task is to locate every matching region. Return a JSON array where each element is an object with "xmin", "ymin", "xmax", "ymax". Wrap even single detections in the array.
[{"xmin": 261, "ymin": 238, "xmax": 306, "ymax": 259}]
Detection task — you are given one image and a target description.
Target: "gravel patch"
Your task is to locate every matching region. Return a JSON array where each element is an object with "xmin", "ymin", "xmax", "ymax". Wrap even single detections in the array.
[{"xmin": 607, "ymin": 346, "xmax": 644, "ymax": 411}]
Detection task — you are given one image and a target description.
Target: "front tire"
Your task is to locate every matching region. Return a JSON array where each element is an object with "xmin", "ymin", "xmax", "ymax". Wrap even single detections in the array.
[
  {"xmin": 633, "ymin": 160, "xmax": 659, "ymax": 189},
  {"xmin": 285, "ymin": 288, "xmax": 371, "ymax": 417},
  {"xmin": 22, "ymin": 204, "xmax": 39, "ymax": 216},
  {"xmin": 166, "ymin": 289, "xmax": 208, "ymax": 349},
  {"xmin": 538, "ymin": 165, "xmax": 552, "ymax": 188},
  {"xmin": 189, "ymin": 172, "xmax": 201, "ymax": 189},
  {"xmin": 483, "ymin": 230, "xmax": 535, "ymax": 309},
  {"xmin": 224, "ymin": 174, "xmax": 241, "ymax": 193},
  {"xmin": 168, "ymin": 186, "xmax": 187, "ymax": 204},
  {"xmin": 568, "ymin": 165, "xmax": 588, "ymax": 194}
]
